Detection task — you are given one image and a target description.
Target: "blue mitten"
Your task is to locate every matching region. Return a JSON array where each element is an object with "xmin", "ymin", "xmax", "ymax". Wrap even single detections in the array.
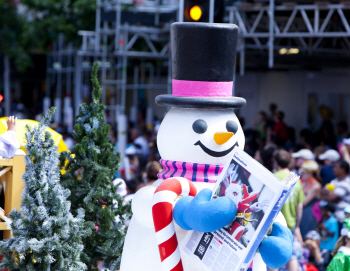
[
  {"xmin": 173, "ymin": 188, "xmax": 237, "ymax": 232},
  {"xmin": 259, "ymin": 222, "xmax": 293, "ymax": 269}
]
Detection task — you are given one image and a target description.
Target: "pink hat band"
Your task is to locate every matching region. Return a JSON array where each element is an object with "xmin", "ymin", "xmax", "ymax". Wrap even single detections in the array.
[{"xmin": 172, "ymin": 79, "xmax": 233, "ymax": 97}]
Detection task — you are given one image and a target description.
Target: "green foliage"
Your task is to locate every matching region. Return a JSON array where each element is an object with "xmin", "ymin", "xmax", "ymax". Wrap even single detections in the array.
[
  {"xmin": 60, "ymin": 62, "xmax": 131, "ymax": 271},
  {"xmin": 20, "ymin": 0, "xmax": 96, "ymax": 49},
  {"xmin": 0, "ymin": 0, "xmax": 31, "ymax": 72},
  {"xmin": 0, "ymin": 0, "xmax": 96, "ymax": 72},
  {"xmin": 0, "ymin": 107, "xmax": 90, "ymax": 271}
]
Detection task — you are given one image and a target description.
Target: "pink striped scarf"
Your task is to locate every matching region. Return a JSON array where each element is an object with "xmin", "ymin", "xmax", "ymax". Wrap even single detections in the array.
[{"xmin": 158, "ymin": 159, "xmax": 225, "ymax": 183}]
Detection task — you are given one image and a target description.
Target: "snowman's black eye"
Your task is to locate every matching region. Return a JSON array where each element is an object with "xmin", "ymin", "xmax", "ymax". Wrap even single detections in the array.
[
  {"xmin": 192, "ymin": 119, "xmax": 207, "ymax": 134},
  {"xmin": 226, "ymin": 120, "xmax": 238, "ymax": 134}
]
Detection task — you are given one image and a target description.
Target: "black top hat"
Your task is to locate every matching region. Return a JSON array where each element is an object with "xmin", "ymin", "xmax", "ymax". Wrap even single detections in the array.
[{"xmin": 156, "ymin": 22, "xmax": 246, "ymax": 109}]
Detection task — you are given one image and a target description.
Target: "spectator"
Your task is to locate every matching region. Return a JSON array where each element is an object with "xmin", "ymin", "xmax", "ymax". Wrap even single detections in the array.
[
  {"xmin": 320, "ymin": 160, "xmax": 350, "ymax": 225},
  {"xmin": 274, "ymin": 149, "xmax": 305, "ymax": 271},
  {"xmin": 125, "ymin": 145, "xmax": 148, "ymax": 181},
  {"xmin": 124, "ymin": 179, "xmax": 138, "ymax": 204},
  {"xmin": 339, "ymin": 138, "xmax": 350, "ymax": 166},
  {"xmin": 300, "ymin": 129, "xmax": 314, "ymax": 150},
  {"xmin": 300, "ymin": 160, "xmax": 321, "ymax": 239},
  {"xmin": 336, "ymin": 121, "xmax": 348, "ymax": 145},
  {"xmin": 304, "ymin": 230, "xmax": 331, "ymax": 271},
  {"xmin": 0, "ymin": 116, "xmax": 21, "ymax": 158},
  {"xmin": 254, "ymin": 144, "xmax": 277, "ymax": 172},
  {"xmin": 143, "ymin": 161, "xmax": 162, "ymax": 186},
  {"xmin": 272, "ymin": 111, "xmax": 289, "ymax": 147},
  {"xmin": 344, "ymin": 205, "xmax": 350, "ymax": 219},
  {"xmin": 254, "ymin": 111, "xmax": 268, "ymax": 145},
  {"xmin": 318, "ymin": 201, "xmax": 338, "ymax": 253},
  {"xmin": 318, "ymin": 105, "xmax": 336, "ymax": 149},
  {"xmin": 318, "ymin": 149, "xmax": 340, "ymax": 187},
  {"xmin": 267, "ymin": 103, "xmax": 277, "ymax": 126},
  {"xmin": 314, "ymin": 145, "xmax": 328, "ymax": 163},
  {"xmin": 327, "ymin": 218, "xmax": 350, "ymax": 270},
  {"xmin": 131, "ymin": 126, "xmax": 150, "ymax": 157},
  {"xmin": 292, "ymin": 149, "xmax": 314, "ymax": 172}
]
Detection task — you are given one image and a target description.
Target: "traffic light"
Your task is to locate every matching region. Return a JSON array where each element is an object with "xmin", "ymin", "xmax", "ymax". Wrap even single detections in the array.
[{"xmin": 184, "ymin": 0, "xmax": 224, "ymax": 23}]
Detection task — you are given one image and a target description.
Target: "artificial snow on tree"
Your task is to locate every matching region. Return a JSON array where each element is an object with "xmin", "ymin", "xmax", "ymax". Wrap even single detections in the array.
[
  {"xmin": 0, "ymin": 107, "xmax": 89, "ymax": 271},
  {"xmin": 60, "ymin": 62, "xmax": 130, "ymax": 271}
]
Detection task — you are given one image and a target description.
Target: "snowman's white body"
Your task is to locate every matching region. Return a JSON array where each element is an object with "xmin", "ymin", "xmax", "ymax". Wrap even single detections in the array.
[{"xmin": 120, "ymin": 108, "xmax": 286, "ymax": 271}]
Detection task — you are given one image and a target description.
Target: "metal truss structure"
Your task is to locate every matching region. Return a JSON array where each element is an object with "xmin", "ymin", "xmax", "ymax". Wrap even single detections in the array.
[
  {"xmin": 76, "ymin": 0, "xmax": 177, "ymax": 121},
  {"xmin": 227, "ymin": 2, "xmax": 350, "ymax": 74},
  {"xmin": 46, "ymin": 1, "xmax": 350, "ymax": 120}
]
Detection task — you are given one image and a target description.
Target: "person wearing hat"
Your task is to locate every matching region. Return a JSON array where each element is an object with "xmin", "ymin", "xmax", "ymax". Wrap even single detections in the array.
[
  {"xmin": 318, "ymin": 149, "xmax": 340, "ymax": 187},
  {"xmin": 317, "ymin": 200, "xmax": 338, "ymax": 253},
  {"xmin": 304, "ymin": 230, "xmax": 333, "ymax": 271},
  {"xmin": 303, "ymin": 230, "xmax": 330, "ymax": 271},
  {"xmin": 321, "ymin": 160, "xmax": 350, "ymax": 225},
  {"xmin": 300, "ymin": 160, "xmax": 321, "ymax": 239},
  {"xmin": 292, "ymin": 149, "xmax": 314, "ymax": 172},
  {"xmin": 344, "ymin": 205, "xmax": 350, "ymax": 220},
  {"xmin": 326, "ymin": 217, "xmax": 350, "ymax": 270}
]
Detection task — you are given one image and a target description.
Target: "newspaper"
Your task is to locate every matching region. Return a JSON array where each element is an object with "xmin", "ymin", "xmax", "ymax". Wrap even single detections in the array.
[{"xmin": 183, "ymin": 148, "xmax": 298, "ymax": 271}]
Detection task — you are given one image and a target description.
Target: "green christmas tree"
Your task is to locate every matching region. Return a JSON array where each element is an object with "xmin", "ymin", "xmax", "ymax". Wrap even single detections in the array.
[
  {"xmin": 0, "ymin": 107, "xmax": 90, "ymax": 270},
  {"xmin": 60, "ymin": 62, "xmax": 131, "ymax": 271}
]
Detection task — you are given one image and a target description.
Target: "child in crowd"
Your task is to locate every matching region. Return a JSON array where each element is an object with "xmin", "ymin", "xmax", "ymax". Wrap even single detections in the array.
[
  {"xmin": 0, "ymin": 116, "xmax": 20, "ymax": 158},
  {"xmin": 344, "ymin": 205, "xmax": 350, "ymax": 220},
  {"xmin": 327, "ymin": 218, "xmax": 350, "ymax": 270},
  {"xmin": 318, "ymin": 200, "xmax": 338, "ymax": 252}
]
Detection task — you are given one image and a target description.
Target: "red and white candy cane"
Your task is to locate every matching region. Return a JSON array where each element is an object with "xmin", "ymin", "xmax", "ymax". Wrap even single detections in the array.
[{"xmin": 152, "ymin": 177, "xmax": 197, "ymax": 271}]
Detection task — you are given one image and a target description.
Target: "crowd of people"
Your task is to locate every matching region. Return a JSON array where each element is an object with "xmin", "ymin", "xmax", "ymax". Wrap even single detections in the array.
[
  {"xmin": 242, "ymin": 104, "xmax": 350, "ymax": 270},
  {"xmin": 60, "ymin": 102, "xmax": 349, "ymax": 271}
]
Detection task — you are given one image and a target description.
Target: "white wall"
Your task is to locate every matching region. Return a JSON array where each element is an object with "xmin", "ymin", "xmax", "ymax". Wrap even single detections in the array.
[{"xmin": 235, "ymin": 68, "xmax": 350, "ymax": 138}]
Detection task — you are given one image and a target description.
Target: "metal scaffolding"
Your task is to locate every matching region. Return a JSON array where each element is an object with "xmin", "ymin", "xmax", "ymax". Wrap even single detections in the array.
[
  {"xmin": 76, "ymin": 0, "xmax": 176, "ymax": 121},
  {"xmin": 227, "ymin": 3, "xmax": 350, "ymax": 74},
  {"xmin": 46, "ymin": 1, "xmax": 350, "ymax": 120}
]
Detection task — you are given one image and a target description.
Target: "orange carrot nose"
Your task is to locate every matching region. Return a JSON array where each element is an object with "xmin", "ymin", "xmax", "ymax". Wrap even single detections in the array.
[{"xmin": 214, "ymin": 132, "xmax": 234, "ymax": 145}]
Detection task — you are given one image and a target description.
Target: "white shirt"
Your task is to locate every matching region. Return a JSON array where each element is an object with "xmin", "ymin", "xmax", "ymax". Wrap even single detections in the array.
[
  {"xmin": 0, "ymin": 131, "xmax": 20, "ymax": 158},
  {"xmin": 134, "ymin": 136, "xmax": 149, "ymax": 157}
]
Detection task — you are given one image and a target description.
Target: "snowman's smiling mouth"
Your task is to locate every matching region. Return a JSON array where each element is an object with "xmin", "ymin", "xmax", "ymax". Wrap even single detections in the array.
[{"xmin": 194, "ymin": 141, "xmax": 239, "ymax": 157}]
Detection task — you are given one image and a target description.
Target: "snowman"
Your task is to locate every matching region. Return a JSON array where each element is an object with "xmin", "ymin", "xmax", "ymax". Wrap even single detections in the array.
[{"xmin": 120, "ymin": 23, "xmax": 292, "ymax": 271}]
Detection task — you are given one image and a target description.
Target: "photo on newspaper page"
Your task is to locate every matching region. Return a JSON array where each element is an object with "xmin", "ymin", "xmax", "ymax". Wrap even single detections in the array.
[
  {"xmin": 183, "ymin": 153, "xmax": 281, "ymax": 271},
  {"xmin": 212, "ymin": 159, "xmax": 275, "ymax": 248}
]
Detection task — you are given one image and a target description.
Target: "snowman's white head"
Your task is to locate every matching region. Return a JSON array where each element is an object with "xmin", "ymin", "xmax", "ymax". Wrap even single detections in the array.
[
  {"xmin": 225, "ymin": 182, "xmax": 242, "ymax": 206},
  {"xmin": 157, "ymin": 107, "xmax": 245, "ymax": 165}
]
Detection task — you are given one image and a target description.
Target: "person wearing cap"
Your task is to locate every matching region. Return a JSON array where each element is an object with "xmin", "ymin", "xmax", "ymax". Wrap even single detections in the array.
[
  {"xmin": 303, "ymin": 230, "xmax": 332, "ymax": 271},
  {"xmin": 344, "ymin": 205, "xmax": 350, "ymax": 220},
  {"xmin": 318, "ymin": 149, "xmax": 340, "ymax": 187},
  {"xmin": 300, "ymin": 160, "xmax": 321, "ymax": 239},
  {"xmin": 292, "ymin": 149, "xmax": 314, "ymax": 172},
  {"xmin": 321, "ymin": 160, "xmax": 350, "ymax": 225},
  {"xmin": 318, "ymin": 200, "xmax": 338, "ymax": 252},
  {"xmin": 326, "ymin": 217, "xmax": 350, "ymax": 270}
]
